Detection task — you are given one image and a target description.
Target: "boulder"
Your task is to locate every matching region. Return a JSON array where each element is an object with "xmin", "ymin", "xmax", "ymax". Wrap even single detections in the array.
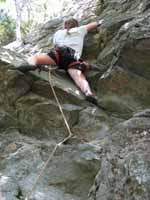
[{"xmin": 89, "ymin": 109, "xmax": 150, "ymax": 200}]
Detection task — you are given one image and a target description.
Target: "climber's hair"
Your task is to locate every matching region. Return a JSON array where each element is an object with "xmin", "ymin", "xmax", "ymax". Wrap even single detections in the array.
[{"xmin": 64, "ymin": 18, "xmax": 79, "ymax": 34}]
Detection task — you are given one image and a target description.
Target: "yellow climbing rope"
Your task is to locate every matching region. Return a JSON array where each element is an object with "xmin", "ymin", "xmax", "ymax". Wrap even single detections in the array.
[{"xmin": 25, "ymin": 65, "xmax": 73, "ymax": 200}]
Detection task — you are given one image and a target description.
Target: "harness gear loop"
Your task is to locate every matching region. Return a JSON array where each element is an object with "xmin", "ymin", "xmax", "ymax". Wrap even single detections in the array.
[
  {"xmin": 52, "ymin": 48, "xmax": 60, "ymax": 65},
  {"xmin": 25, "ymin": 65, "xmax": 73, "ymax": 200}
]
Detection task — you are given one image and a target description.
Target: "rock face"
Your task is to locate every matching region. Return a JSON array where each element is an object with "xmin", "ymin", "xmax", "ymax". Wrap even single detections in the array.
[{"xmin": 0, "ymin": 0, "xmax": 150, "ymax": 199}]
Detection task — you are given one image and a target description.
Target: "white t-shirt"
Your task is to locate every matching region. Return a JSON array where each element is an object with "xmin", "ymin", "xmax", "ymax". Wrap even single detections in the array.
[{"xmin": 53, "ymin": 25, "xmax": 87, "ymax": 58}]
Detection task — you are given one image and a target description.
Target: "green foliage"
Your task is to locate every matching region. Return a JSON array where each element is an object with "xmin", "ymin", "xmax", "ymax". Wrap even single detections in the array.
[
  {"xmin": 0, "ymin": 0, "xmax": 63, "ymax": 43},
  {"xmin": 21, "ymin": 19, "xmax": 34, "ymax": 37},
  {"xmin": 0, "ymin": 11, "xmax": 16, "ymax": 45}
]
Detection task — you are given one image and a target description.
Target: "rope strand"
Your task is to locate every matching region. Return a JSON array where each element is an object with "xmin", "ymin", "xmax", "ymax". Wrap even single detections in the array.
[
  {"xmin": 48, "ymin": 66, "xmax": 73, "ymax": 139},
  {"xmin": 25, "ymin": 65, "xmax": 73, "ymax": 200}
]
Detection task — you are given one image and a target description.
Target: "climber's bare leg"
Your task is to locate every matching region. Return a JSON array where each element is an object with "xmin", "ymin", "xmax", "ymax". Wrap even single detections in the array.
[
  {"xmin": 28, "ymin": 53, "xmax": 56, "ymax": 65},
  {"xmin": 67, "ymin": 68, "xmax": 93, "ymax": 96}
]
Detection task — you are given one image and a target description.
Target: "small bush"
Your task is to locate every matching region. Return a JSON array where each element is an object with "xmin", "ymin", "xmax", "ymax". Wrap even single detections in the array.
[{"xmin": 0, "ymin": 10, "xmax": 16, "ymax": 45}]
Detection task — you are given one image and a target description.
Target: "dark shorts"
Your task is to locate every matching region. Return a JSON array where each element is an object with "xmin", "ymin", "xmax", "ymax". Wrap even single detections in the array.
[{"xmin": 47, "ymin": 46, "xmax": 88, "ymax": 73}]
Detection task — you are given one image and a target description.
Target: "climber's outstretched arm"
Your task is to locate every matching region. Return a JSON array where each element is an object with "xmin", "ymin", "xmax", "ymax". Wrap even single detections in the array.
[{"xmin": 86, "ymin": 19, "xmax": 104, "ymax": 32}]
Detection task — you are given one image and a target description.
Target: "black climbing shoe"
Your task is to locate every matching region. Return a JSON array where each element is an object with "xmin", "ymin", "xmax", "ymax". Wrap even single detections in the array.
[
  {"xmin": 9, "ymin": 63, "xmax": 58, "ymax": 73},
  {"xmin": 90, "ymin": 64, "xmax": 100, "ymax": 71},
  {"xmin": 85, "ymin": 94, "xmax": 98, "ymax": 106},
  {"xmin": 16, "ymin": 64, "xmax": 38, "ymax": 73}
]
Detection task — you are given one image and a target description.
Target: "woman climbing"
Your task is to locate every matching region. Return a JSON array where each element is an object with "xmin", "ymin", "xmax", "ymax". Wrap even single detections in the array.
[{"xmin": 18, "ymin": 18, "xmax": 104, "ymax": 105}]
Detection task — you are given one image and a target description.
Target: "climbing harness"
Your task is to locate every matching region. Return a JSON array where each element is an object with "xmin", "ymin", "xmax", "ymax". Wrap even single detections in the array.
[{"xmin": 25, "ymin": 65, "xmax": 73, "ymax": 200}]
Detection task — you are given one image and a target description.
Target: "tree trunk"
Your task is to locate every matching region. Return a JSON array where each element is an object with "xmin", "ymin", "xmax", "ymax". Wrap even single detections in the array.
[
  {"xmin": 16, "ymin": 13, "xmax": 22, "ymax": 41},
  {"xmin": 14, "ymin": 0, "xmax": 22, "ymax": 41}
]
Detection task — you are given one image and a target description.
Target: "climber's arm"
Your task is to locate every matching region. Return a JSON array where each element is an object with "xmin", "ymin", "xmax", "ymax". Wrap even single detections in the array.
[{"xmin": 86, "ymin": 19, "xmax": 104, "ymax": 32}]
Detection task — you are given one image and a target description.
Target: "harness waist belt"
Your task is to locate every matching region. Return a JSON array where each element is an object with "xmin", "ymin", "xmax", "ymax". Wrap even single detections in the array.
[{"xmin": 68, "ymin": 61, "xmax": 81, "ymax": 68}]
